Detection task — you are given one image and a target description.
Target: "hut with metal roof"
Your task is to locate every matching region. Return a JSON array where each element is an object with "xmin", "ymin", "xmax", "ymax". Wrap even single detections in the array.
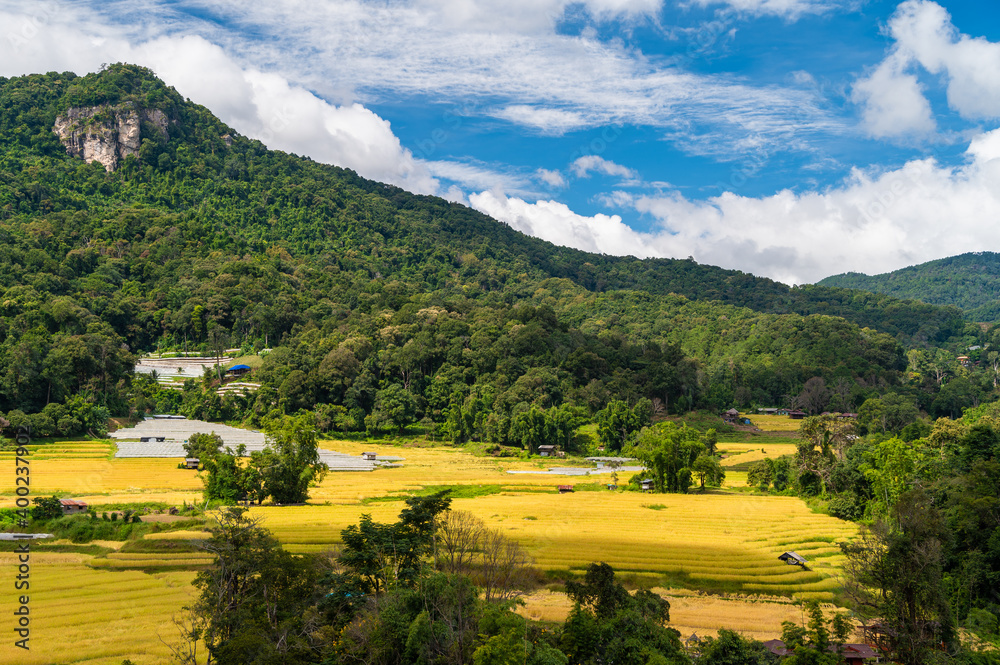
[{"xmin": 226, "ymin": 364, "xmax": 252, "ymax": 377}]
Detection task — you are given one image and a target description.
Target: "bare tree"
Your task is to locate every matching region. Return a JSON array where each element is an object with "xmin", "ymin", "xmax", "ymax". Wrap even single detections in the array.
[
  {"xmin": 437, "ymin": 510, "xmax": 485, "ymax": 574},
  {"xmin": 478, "ymin": 526, "xmax": 533, "ymax": 602},
  {"xmin": 794, "ymin": 377, "xmax": 831, "ymax": 415},
  {"xmin": 161, "ymin": 614, "xmax": 209, "ymax": 665},
  {"xmin": 435, "ymin": 509, "xmax": 534, "ymax": 602}
]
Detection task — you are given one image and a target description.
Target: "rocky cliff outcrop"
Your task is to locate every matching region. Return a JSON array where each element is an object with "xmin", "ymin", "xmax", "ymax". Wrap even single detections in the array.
[{"xmin": 53, "ymin": 104, "xmax": 168, "ymax": 172}]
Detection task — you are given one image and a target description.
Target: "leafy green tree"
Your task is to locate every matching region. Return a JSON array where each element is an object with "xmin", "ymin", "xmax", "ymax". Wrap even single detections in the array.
[
  {"xmin": 631, "ymin": 422, "xmax": 704, "ymax": 493},
  {"xmin": 779, "ymin": 600, "xmax": 849, "ymax": 665},
  {"xmin": 702, "ymin": 428, "xmax": 718, "ymax": 457},
  {"xmin": 747, "ymin": 458, "xmax": 774, "ymax": 491},
  {"xmin": 202, "ymin": 445, "xmax": 250, "ymax": 503},
  {"xmin": 691, "ymin": 454, "xmax": 725, "ymax": 490},
  {"xmin": 841, "ymin": 489, "xmax": 956, "ymax": 665},
  {"xmin": 183, "ymin": 431, "xmax": 223, "ymax": 467},
  {"xmin": 258, "ymin": 413, "xmax": 327, "ymax": 504},
  {"xmin": 338, "ymin": 490, "xmax": 452, "ymax": 594},
  {"xmin": 368, "ymin": 384, "xmax": 417, "ymax": 435},
  {"xmin": 695, "ymin": 629, "xmax": 771, "ymax": 665},
  {"xmin": 189, "ymin": 506, "xmax": 318, "ymax": 665},
  {"xmin": 30, "ymin": 495, "xmax": 63, "ymax": 520},
  {"xmin": 512, "ymin": 405, "xmax": 555, "ymax": 455},
  {"xmin": 561, "ymin": 563, "xmax": 684, "ymax": 665},
  {"xmin": 596, "ymin": 399, "xmax": 650, "ymax": 452}
]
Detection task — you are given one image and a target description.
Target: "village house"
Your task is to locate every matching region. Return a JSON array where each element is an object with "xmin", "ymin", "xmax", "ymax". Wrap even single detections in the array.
[
  {"xmin": 59, "ymin": 498, "xmax": 88, "ymax": 515},
  {"xmin": 763, "ymin": 639, "xmax": 879, "ymax": 664}
]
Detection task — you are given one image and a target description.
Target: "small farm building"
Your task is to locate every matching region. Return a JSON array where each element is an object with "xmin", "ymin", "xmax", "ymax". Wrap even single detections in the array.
[
  {"xmin": 227, "ymin": 364, "xmax": 252, "ymax": 377},
  {"xmin": 778, "ymin": 551, "xmax": 808, "ymax": 567},
  {"xmin": 763, "ymin": 639, "xmax": 877, "ymax": 664},
  {"xmin": 538, "ymin": 445, "xmax": 556, "ymax": 457},
  {"xmin": 185, "ymin": 458, "xmax": 200, "ymax": 469},
  {"xmin": 362, "ymin": 451, "xmax": 377, "ymax": 461},
  {"xmin": 640, "ymin": 479, "xmax": 655, "ymax": 492},
  {"xmin": 60, "ymin": 499, "xmax": 88, "ymax": 515},
  {"xmin": 140, "ymin": 436, "xmax": 166, "ymax": 442},
  {"xmin": 557, "ymin": 485, "xmax": 574, "ymax": 494},
  {"xmin": 788, "ymin": 410, "xmax": 807, "ymax": 419}
]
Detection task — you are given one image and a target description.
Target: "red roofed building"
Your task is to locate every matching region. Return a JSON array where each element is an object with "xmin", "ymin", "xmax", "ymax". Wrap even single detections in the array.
[
  {"xmin": 763, "ymin": 639, "xmax": 878, "ymax": 664},
  {"xmin": 59, "ymin": 498, "xmax": 88, "ymax": 515}
]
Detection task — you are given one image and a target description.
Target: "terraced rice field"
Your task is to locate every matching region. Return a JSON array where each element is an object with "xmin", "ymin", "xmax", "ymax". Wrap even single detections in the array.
[
  {"xmin": 718, "ymin": 442, "xmax": 798, "ymax": 467},
  {"xmin": 0, "ymin": 441, "xmax": 204, "ymax": 501},
  {"xmin": 0, "ymin": 428, "xmax": 858, "ymax": 663},
  {"xmin": 518, "ymin": 588, "xmax": 847, "ymax": 641},
  {"xmin": 89, "ymin": 551, "xmax": 216, "ymax": 569},
  {"xmin": 251, "ymin": 488, "xmax": 854, "ymax": 601},
  {"xmin": 0, "ymin": 552, "xmax": 199, "ymax": 665}
]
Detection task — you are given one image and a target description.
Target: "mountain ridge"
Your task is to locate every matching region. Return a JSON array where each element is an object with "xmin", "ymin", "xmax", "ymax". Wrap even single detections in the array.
[
  {"xmin": 0, "ymin": 64, "xmax": 974, "ymax": 426},
  {"xmin": 818, "ymin": 251, "xmax": 1000, "ymax": 322}
]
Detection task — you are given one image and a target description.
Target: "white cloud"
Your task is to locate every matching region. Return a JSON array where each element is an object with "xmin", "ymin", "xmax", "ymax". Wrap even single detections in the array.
[
  {"xmin": 851, "ymin": 52, "xmax": 936, "ymax": 138},
  {"xmin": 570, "ymin": 155, "xmax": 638, "ymax": 179},
  {"xmin": 537, "ymin": 168, "xmax": 567, "ymax": 188},
  {"xmin": 471, "ymin": 128, "xmax": 1000, "ymax": 284},
  {"xmin": 68, "ymin": 0, "xmax": 839, "ymax": 154},
  {"xmin": 853, "ymin": 1, "xmax": 1000, "ymax": 137},
  {"xmin": 687, "ymin": 0, "xmax": 846, "ymax": 18},
  {"xmin": 493, "ymin": 105, "xmax": 589, "ymax": 134},
  {"xmin": 426, "ymin": 161, "xmax": 534, "ymax": 196},
  {"xmin": 469, "ymin": 189, "xmax": 652, "ymax": 257},
  {"xmin": 888, "ymin": 0, "xmax": 1000, "ymax": 120}
]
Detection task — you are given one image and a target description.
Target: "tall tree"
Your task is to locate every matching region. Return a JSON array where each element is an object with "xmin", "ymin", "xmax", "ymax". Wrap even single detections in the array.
[{"xmin": 840, "ymin": 489, "xmax": 955, "ymax": 665}]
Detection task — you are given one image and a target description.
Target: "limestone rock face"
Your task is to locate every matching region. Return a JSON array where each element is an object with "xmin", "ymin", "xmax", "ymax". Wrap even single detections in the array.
[{"xmin": 53, "ymin": 105, "xmax": 168, "ymax": 172}]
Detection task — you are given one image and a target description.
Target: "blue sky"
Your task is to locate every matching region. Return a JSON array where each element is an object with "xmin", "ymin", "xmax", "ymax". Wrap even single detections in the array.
[{"xmin": 3, "ymin": 0, "xmax": 1000, "ymax": 284}]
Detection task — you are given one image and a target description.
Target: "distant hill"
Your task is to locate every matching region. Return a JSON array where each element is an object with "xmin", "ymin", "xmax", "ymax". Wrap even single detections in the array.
[
  {"xmin": 817, "ymin": 252, "xmax": 1000, "ymax": 321},
  {"xmin": 0, "ymin": 64, "xmax": 970, "ymax": 424}
]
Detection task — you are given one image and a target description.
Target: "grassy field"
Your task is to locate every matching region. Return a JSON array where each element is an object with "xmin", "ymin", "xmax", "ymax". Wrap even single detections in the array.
[{"xmin": 0, "ymin": 417, "xmax": 857, "ymax": 664}]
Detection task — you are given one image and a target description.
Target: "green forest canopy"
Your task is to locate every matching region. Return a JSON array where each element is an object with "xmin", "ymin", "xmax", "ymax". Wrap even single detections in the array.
[{"xmin": 0, "ymin": 64, "xmax": 983, "ymax": 435}]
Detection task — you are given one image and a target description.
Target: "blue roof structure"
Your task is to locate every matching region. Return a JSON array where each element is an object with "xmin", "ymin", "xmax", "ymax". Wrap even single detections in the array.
[{"xmin": 228, "ymin": 364, "xmax": 251, "ymax": 371}]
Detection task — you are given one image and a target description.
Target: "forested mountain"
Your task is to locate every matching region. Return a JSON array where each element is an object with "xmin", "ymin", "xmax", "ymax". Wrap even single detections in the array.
[
  {"xmin": 0, "ymin": 64, "xmax": 978, "ymax": 435},
  {"xmin": 819, "ymin": 252, "xmax": 1000, "ymax": 322}
]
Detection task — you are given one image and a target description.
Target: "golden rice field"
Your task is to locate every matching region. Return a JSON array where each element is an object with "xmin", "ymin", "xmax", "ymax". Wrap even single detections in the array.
[
  {"xmin": 0, "ymin": 427, "xmax": 858, "ymax": 664},
  {"xmin": 0, "ymin": 552, "xmax": 199, "ymax": 665},
  {"xmin": 744, "ymin": 414, "xmax": 805, "ymax": 432},
  {"xmin": 250, "ymin": 488, "xmax": 854, "ymax": 600},
  {"xmin": 718, "ymin": 442, "xmax": 799, "ymax": 469},
  {"xmin": 0, "ymin": 441, "xmax": 204, "ymax": 503},
  {"xmin": 518, "ymin": 588, "xmax": 851, "ymax": 642}
]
